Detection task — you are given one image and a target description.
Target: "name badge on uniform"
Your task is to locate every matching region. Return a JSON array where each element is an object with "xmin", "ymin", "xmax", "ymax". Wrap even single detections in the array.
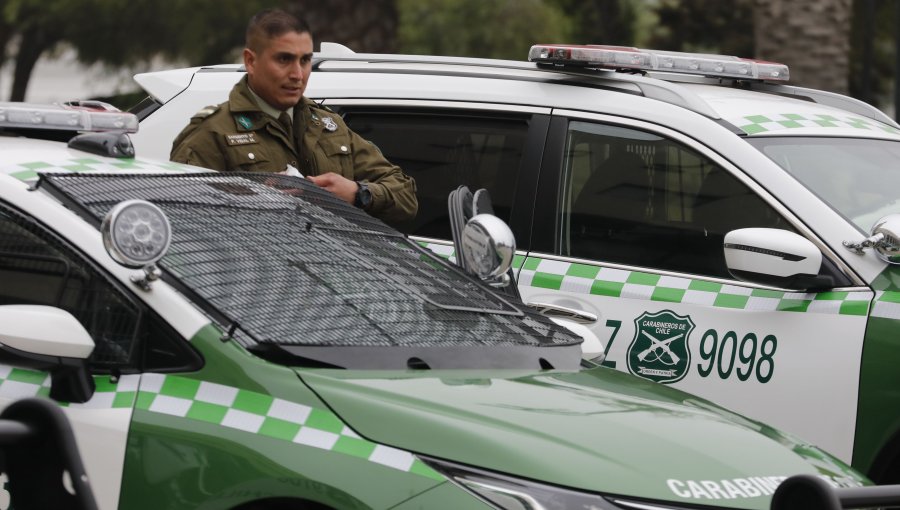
[
  {"xmin": 226, "ymin": 133, "xmax": 258, "ymax": 146},
  {"xmin": 322, "ymin": 117, "xmax": 338, "ymax": 132}
]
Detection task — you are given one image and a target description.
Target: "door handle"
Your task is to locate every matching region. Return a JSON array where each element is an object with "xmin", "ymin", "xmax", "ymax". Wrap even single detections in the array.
[{"xmin": 526, "ymin": 302, "xmax": 598, "ymax": 325}]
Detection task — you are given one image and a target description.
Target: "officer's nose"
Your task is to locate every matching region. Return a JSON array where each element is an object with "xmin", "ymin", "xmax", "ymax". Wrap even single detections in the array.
[{"xmin": 289, "ymin": 61, "xmax": 303, "ymax": 80}]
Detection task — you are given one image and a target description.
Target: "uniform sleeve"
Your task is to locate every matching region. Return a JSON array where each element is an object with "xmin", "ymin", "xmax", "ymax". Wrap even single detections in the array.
[
  {"xmin": 348, "ymin": 129, "xmax": 418, "ymax": 225},
  {"xmin": 170, "ymin": 122, "xmax": 228, "ymax": 172}
]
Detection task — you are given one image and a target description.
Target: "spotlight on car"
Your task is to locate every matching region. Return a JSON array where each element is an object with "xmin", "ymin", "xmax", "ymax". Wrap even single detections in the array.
[{"xmin": 101, "ymin": 199, "xmax": 171, "ymax": 290}]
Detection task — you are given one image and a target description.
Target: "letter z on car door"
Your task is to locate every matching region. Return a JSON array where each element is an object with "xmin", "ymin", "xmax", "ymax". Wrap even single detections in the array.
[{"xmin": 520, "ymin": 114, "xmax": 871, "ymax": 463}]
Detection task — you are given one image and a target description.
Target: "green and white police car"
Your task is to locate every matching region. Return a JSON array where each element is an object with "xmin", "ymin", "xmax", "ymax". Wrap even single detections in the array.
[
  {"xmin": 132, "ymin": 43, "xmax": 900, "ymax": 484},
  {"xmin": 0, "ymin": 102, "xmax": 873, "ymax": 509}
]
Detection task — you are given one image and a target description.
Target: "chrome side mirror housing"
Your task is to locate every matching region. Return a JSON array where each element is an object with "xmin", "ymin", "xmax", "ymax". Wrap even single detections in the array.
[
  {"xmin": 844, "ymin": 214, "xmax": 900, "ymax": 264},
  {"xmin": 460, "ymin": 214, "xmax": 516, "ymax": 285},
  {"xmin": 101, "ymin": 199, "xmax": 172, "ymax": 290}
]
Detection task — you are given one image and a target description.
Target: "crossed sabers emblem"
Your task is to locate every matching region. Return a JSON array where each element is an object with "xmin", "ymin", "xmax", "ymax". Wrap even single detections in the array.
[{"xmin": 636, "ymin": 330, "xmax": 683, "ymax": 365}]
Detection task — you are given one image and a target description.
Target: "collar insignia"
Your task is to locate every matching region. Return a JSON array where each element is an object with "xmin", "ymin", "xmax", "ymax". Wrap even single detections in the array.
[{"xmin": 237, "ymin": 115, "xmax": 253, "ymax": 129}]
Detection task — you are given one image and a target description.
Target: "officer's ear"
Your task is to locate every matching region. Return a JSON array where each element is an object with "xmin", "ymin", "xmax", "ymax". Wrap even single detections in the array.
[{"xmin": 243, "ymin": 48, "xmax": 256, "ymax": 73}]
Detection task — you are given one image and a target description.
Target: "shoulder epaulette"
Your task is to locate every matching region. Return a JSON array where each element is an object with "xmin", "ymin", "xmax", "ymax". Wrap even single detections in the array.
[
  {"xmin": 191, "ymin": 105, "xmax": 220, "ymax": 120},
  {"xmin": 313, "ymin": 101, "xmax": 335, "ymax": 114}
]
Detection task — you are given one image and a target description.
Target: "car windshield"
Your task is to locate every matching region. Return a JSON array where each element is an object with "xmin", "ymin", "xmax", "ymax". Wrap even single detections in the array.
[
  {"xmin": 38, "ymin": 171, "xmax": 580, "ymax": 370},
  {"xmin": 746, "ymin": 136, "xmax": 900, "ymax": 233}
]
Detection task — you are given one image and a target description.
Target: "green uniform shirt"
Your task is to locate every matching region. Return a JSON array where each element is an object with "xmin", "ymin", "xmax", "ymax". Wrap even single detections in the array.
[{"xmin": 170, "ymin": 76, "xmax": 417, "ymax": 225}]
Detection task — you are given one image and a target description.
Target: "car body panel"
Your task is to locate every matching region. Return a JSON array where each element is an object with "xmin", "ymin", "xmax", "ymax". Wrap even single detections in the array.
[
  {"xmin": 301, "ymin": 366, "xmax": 864, "ymax": 508},
  {"xmin": 118, "ymin": 325, "xmax": 445, "ymax": 510}
]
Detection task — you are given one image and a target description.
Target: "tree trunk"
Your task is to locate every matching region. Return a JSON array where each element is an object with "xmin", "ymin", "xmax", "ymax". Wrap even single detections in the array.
[
  {"xmin": 287, "ymin": 0, "xmax": 399, "ymax": 53},
  {"xmin": 10, "ymin": 27, "xmax": 51, "ymax": 101},
  {"xmin": 0, "ymin": 17, "xmax": 14, "ymax": 98},
  {"xmin": 752, "ymin": 0, "xmax": 852, "ymax": 94}
]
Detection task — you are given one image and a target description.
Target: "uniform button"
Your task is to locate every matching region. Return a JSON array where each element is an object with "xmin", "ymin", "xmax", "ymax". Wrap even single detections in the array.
[
  {"xmin": 248, "ymin": 152, "xmax": 256, "ymax": 160},
  {"xmin": 340, "ymin": 145, "xmax": 348, "ymax": 152}
]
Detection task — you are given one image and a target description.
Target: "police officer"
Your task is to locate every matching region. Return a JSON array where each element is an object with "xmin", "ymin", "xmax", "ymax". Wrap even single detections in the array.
[{"xmin": 170, "ymin": 8, "xmax": 417, "ymax": 225}]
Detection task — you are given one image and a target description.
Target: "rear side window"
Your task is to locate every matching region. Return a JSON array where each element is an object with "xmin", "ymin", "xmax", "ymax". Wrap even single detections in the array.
[
  {"xmin": 560, "ymin": 121, "xmax": 795, "ymax": 278},
  {"xmin": 341, "ymin": 109, "xmax": 530, "ymax": 238}
]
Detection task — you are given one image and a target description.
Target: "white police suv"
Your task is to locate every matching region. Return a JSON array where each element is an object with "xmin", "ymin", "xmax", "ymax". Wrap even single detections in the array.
[
  {"xmin": 9, "ymin": 101, "xmax": 891, "ymax": 510},
  {"xmin": 131, "ymin": 43, "xmax": 900, "ymax": 484}
]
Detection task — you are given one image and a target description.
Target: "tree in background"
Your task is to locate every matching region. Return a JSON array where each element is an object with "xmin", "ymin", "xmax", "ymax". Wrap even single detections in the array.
[
  {"xmin": 753, "ymin": 0, "xmax": 852, "ymax": 94},
  {"xmin": 0, "ymin": 0, "xmax": 889, "ymax": 110},
  {"xmin": 396, "ymin": 0, "xmax": 572, "ymax": 59},
  {"xmin": 292, "ymin": 0, "xmax": 399, "ymax": 52},
  {"xmin": 646, "ymin": 0, "xmax": 754, "ymax": 55},
  {"xmin": 645, "ymin": 0, "xmax": 855, "ymax": 95},
  {"xmin": 1, "ymin": 0, "xmax": 403, "ymax": 102},
  {"xmin": 849, "ymin": 0, "xmax": 895, "ymax": 111},
  {"xmin": 548, "ymin": 0, "xmax": 637, "ymax": 46},
  {"xmin": 3, "ymin": 0, "xmax": 74, "ymax": 101},
  {"xmin": 1, "ymin": 0, "xmax": 267, "ymax": 101}
]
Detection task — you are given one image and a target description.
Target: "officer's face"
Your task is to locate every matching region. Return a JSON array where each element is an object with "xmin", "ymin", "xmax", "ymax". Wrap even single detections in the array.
[{"xmin": 244, "ymin": 31, "xmax": 314, "ymax": 110}]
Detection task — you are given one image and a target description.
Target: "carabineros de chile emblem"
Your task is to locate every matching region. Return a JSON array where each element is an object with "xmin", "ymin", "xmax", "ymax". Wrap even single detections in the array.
[{"xmin": 627, "ymin": 310, "xmax": 694, "ymax": 384}]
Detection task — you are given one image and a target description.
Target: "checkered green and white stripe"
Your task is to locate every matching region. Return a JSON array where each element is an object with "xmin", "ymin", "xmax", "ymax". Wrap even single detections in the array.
[
  {"xmin": 421, "ymin": 242, "xmax": 455, "ymax": 262},
  {"xmin": 137, "ymin": 374, "xmax": 442, "ymax": 481},
  {"xmin": 870, "ymin": 291, "xmax": 900, "ymax": 320},
  {"xmin": 418, "ymin": 241, "xmax": 529, "ymax": 269},
  {"xmin": 0, "ymin": 366, "xmax": 139, "ymax": 408},
  {"xmin": 0, "ymin": 367, "xmax": 441, "ymax": 480},
  {"xmin": 2, "ymin": 158, "xmax": 192, "ymax": 182},
  {"xmin": 519, "ymin": 258, "xmax": 872, "ymax": 316},
  {"xmin": 419, "ymin": 242, "xmax": 874, "ymax": 316},
  {"xmin": 735, "ymin": 113, "xmax": 900, "ymax": 135}
]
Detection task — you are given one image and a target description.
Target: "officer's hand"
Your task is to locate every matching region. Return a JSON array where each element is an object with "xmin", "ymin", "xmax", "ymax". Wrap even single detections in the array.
[{"xmin": 306, "ymin": 173, "xmax": 357, "ymax": 204}]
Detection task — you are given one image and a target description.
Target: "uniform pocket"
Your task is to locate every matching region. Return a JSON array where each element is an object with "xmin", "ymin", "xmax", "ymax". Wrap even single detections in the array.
[
  {"xmin": 316, "ymin": 136, "xmax": 353, "ymax": 177},
  {"xmin": 318, "ymin": 137, "xmax": 354, "ymax": 157},
  {"xmin": 224, "ymin": 145, "xmax": 273, "ymax": 172}
]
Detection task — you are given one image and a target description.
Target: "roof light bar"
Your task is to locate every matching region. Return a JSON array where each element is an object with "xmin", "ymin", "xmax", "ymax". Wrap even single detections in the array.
[
  {"xmin": 0, "ymin": 102, "xmax": 138, "ymax": 133},
  {"xmin": 528, "ymin": 44, "xmax": 790, "ymax": 82}
]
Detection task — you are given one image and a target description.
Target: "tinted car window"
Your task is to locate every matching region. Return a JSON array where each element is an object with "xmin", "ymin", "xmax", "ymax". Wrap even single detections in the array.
[
  {"xmin": 0, "ymin": 205, "xmax": 197, "ymax": 372},
  {"xmin": 560, "ymin": 121, "xmax": 794, "ymax": 278},
  {"xmin": 341, "ymin": 109, "xmax": 530, "ymax": 238}
]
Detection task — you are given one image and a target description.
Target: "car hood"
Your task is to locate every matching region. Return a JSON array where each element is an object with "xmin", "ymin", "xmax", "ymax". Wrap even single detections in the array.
[{"xmin": 299, "ymin": 366, "xmax": 865, "ymax": 508}]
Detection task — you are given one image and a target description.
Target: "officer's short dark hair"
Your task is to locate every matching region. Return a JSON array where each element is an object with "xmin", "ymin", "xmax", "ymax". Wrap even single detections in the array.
[{"xmin": 246, "ymin": 8, "xmax": 311, "ymax": 52}]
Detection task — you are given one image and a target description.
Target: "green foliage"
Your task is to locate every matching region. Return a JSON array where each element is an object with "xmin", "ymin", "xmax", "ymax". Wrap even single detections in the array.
[
  {"xmin": 0, "ymin": 0, "xmax": 284, "ymax": 99},
  {"xmin": 849, "ymin": 0, "xmax": 895, "ymax": 110},
  {"xmin": 546, "ymin": 0, "xmax": 638, "ymax": 46},
  {"xmin": 645, "ymin": 0, "xmax": 753, "ymax": 55},
  {"xmin": 396, "ymin": 0, "xmax": 573, "ymax": 59},
  {"xmin": 53, "ymin": 0, "xmax": 270, "ymax": 67}
]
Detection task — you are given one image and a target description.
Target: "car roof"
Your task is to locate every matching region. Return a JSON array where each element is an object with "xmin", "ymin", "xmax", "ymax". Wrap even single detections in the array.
[
  {"xmin": 133, "ymin": 45, "xmax": 900, "ymax": 142},
  {"xmin": 0, "ymin": 136, "xmax": 200, "ymax": 184}
]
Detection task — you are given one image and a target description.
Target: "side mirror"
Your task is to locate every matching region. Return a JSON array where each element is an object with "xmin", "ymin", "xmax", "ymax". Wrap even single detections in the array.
[
  {"xmin": 0, "ymin": 305, "xmax": 96, "ymax": 403},
  {"xmin": 724, "ymin": 228, "xmax": 833, "ymax": 291},
  {"xmin": 461, "ymin": 214, "xmax": 516, "ymax": 283},
  {"xmin": 843, "ymin": 213, "xmax": 900, "ymax": 264},
  {"xmin": 448, "ymin": 186, "xmax": 519, "ymax": 293}
]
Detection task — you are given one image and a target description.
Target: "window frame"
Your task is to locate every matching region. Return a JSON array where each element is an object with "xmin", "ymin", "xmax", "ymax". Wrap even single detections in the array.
[
  {"xmin": 322, "ymin": 99, "xmax": 552, "ymax": 250},
  {"xmin": 0, "ymin": 199, "xmax": 203, "ymax": 374},
  {"xmin": 533, "ymin": 111, "xmax": 858, "ymax": 285}
]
